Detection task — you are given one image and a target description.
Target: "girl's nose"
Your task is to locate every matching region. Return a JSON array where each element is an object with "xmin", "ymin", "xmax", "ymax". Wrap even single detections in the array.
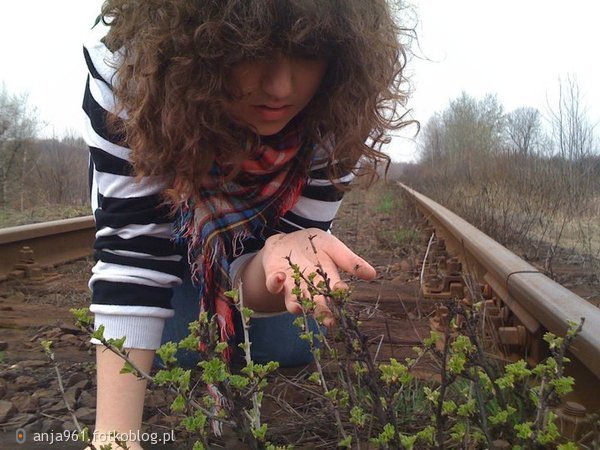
[{"xmin": 260, "ymin": 55, "xmax": 294, "ymax": 100}]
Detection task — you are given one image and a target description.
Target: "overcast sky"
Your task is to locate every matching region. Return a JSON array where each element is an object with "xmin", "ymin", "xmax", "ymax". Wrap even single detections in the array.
[{"xmin": 1, "ymin": 0, "xmax": 598, "ymax": 162}]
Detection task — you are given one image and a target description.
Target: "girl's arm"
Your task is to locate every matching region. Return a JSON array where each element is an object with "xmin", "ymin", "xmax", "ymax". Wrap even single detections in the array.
[
  {"xmin": 82, "ymin": 20, "xmax": 182, "ymax": 450},
  {"xmin": 89, "ymin": 347, "xmax": 155, "ymax": 450}
]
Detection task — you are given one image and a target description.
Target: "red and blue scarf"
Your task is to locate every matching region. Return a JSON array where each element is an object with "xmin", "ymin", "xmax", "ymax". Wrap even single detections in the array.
[{"xmin": 175, "ymin": 126, "xmax": 313, "ymax": 359}]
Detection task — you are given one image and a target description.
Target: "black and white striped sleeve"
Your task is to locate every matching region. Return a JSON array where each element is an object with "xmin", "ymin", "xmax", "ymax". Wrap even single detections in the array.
[
  {"xmin": 82, "ymin": 21, "xmax": 182, "ymax": 350},
  {"xmin": 279, "ymin": 147, "xmax": 354, "ymax": 234}
]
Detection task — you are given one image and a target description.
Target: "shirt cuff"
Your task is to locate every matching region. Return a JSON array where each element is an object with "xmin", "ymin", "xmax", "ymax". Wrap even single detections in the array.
[
  {"xmin": 228, "ymin": 251, "xmax": 288, "ymax": 319},
  {"xmin": 90, "ymin": 306, "xmax": 174, "ymax": 350},
  {"xmin": 230, "ymin": 252, "xmax": 258, "ymax": 286}
]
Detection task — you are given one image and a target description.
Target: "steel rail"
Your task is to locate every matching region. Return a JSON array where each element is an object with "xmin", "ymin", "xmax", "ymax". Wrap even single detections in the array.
[
  {"xmin": 399, "ymin": 183, "xmax": 600, "ymax": 383},
  {"xmin": 0, "ymin": 216, "xmax": 95, "ymax": 281}
]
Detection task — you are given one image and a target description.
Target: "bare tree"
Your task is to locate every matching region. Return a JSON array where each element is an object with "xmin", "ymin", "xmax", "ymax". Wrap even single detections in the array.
[
  {"xmin": 33, "ymin": 134, "xmax": 89, "ymax": 206},
  {"xmin": 548, "ymin": 76, "xmax": 595, "ymax": 162},
  {"xmin": 418, "ymin": 113, "xmax": 445, "ymax": 169},
  {"xmin": 0, "ymin": 83, "xmax": 39, "ymax": 209},
  {"xmin": 505, "ymin": 107, "xmax": 542, "ymax": 156}
]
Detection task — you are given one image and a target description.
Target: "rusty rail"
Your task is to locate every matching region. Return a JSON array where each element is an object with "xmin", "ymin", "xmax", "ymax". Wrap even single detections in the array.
[
  {"xmin": 0, "ymin": 216, "xmax": 95, "ymax": 281},
  {"xmin": 399, "ymin": 183, "xmax": 600, "ymax": 409}
]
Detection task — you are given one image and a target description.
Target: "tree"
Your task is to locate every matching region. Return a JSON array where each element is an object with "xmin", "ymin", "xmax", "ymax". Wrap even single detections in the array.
[
  {"xmin": 417, "ymin": 92, "xmax": 505, "ymax": 182},
  {"xmin": 548, "ymin": 76, "xmax": 595, "ymax": 162},
  {"xmin": 0, "ymin": 83, "xmax": 39, "ymax": 209},
  {"xmin": 546, "ymin": 76, "xmax": 598, "ymax": 217},
  {"xmin": 505, "ymin": 107, "xmax": 542, "ymax": 156},
  {"xmin": 33, "ymin": 134, "xmax": 89, "ymax": 206},
  {"xmin": 418, "ymin": 113, "xmax": 445, "ymax": 169}
]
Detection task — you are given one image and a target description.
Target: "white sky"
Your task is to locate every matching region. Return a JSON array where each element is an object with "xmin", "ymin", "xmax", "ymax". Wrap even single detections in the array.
[{"xmin": 1, "ymin": 1, "xmax": 598, "ymax": 162}]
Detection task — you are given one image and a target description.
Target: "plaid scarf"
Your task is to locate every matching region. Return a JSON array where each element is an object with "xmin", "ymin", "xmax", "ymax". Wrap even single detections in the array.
[{"xmin": 175, "ymin": 126, "xmax": 312, "ymax": 360}]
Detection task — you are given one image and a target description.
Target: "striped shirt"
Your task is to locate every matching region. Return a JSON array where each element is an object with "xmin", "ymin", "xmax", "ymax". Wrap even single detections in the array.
[{"xmin": 82, "ymin": 20, "xmax": 353, "ymax": 350}]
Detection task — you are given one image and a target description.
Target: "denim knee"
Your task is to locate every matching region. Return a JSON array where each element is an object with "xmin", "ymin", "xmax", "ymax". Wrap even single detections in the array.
[{"xmin": 157, "ymin": 269, "xmax": 326, "ymax": 369}]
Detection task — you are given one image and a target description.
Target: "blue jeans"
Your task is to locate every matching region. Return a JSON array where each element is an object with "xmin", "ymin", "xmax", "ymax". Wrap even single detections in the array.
[{"xmin": 158, "ymin": 270, "xmax": 323, "ymax": 369}]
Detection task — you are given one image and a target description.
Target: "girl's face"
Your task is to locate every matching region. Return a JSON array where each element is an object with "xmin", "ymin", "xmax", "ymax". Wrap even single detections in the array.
[{"xmin": 225, "ymin": 53, "xmax": 327, "ymax": 136}]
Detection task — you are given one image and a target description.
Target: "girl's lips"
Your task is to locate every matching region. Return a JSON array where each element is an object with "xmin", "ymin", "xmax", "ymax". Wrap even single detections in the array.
[{"xmin": 252, "ymin": 105, "xmax": 293, "ymax": 122}]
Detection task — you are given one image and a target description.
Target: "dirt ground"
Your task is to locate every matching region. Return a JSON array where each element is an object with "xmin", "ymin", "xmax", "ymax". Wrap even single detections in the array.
[{"xmin": 0, "ymin": 183, "xmax": 598, "ymax": 449}]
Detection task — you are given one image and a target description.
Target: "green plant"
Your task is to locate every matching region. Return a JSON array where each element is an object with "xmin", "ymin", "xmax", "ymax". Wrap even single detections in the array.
[
  {"xmin": 72, "ymin": 302, "xmax": 286, "ymax": 450},
  {"xmin": 414, "ymin": 300, "xmax": 584, "ymax": 449},
  {"xmin": 65, "ymin": 237, "xmax": 588, "ymax": 449}
]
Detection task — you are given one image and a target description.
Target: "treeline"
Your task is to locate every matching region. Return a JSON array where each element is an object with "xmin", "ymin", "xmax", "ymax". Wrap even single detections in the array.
[
  {"xmin": 1, "ymin": 84, "xmax": 89, "ymax": 225},
  {"xmin": 400, "ymin": 78, "xmax": 599, "ymax": 273}
]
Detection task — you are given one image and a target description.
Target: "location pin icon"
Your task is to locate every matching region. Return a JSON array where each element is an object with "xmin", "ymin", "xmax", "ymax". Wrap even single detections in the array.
[{"xmin": 16, "ymin": 428, "xmax": 26, "ymax": 444}]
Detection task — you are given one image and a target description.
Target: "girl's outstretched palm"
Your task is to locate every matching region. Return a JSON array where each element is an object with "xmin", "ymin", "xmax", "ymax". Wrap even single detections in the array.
[{"xmin": 259, "ymin": 228, "xmax": 376, "ymax": 326}]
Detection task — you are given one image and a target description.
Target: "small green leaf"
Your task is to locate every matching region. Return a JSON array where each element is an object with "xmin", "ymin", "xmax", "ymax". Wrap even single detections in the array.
[
  {"xmin": 308, "ymin": 372, "xmax": 321, "ymax": 385},
  {"xmin": 198, "ymin": 358, "xmax": 229, "ymax": 384},
  {"xmin": 324, "ymin": 388, "xmax": 339, "ymax": 403},
  {"xmin": 441, "ymin": 400, "xmax": 457, "ymax": 416},
  {"xmin": 215, "ymin": 342, "xmax": 229, "ymax": 354},
  {"xmin": 178, "ymin": 334, "xmax": 199, "ymax": 352},
  {"xmin": 242, "ymin": 307, "xmax": 254, "ymax": 320},
  {"xmin": 338, "ymin": 435, "xmax": 352, "ymax": 448},
  {"xmin": 119, "ymin": 361, "xmax": 136, "ymax": 375},
  {"xmin": 224, "ymin": 289, "xmax": 239, "ymax": 302},
  {"xmin": 399, "ymin": 434, "xmax": 418, "ymax": 449},
  {"xmin": 228, "ymin": 375, "xmax": 249, "ymax": 390},
  {"xmin": 251, "ymin": 424, "xmax": 268, "ymax": 441},
  {"xmin": 181, "ymin": 410, "xmax": 208, "ymax": 432},
  {"xmin": 108, "ymin": 336, "xmax": 127, "ymax": 351},
  {"xmin": 514, "ymin": 422, "xmax": 533, "ymax": 439},
  {"xmin": 557, "ymin": 443, "xmax": 578, "ymax": 450},
  {"xmin": 40, "ymin": 339, "xmax": 52, "ymax": 353},
  {"xmin": 488, "ymin": 406, "xmax": 516, "ymax": 425},
  {"xmin": 92, "ymin": 324, "xmax": 106, "ymax": 341},
  {"xmin": 70, "ymin": 307, "xmax": 94, "ymax": 328},
  {"xmin": 156, "ymin": 341, "xmax": 178, "ymax": 365},
  {"xmin": 171, "ymin": 394, "xmax": 185, "ymax": 413},
  {"xmin": 349, "ymin": 406, "xmax": 367, "ymax": 427},
  {"xmin": 77, "ymin": 427, "xmax": 91, "ymax": 443}
]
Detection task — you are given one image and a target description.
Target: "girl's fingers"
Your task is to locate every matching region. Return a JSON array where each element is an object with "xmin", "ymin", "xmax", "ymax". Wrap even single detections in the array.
[
  {"xmin": 262, "ymin": 230, "xmax": 376, "ymax": 282},
  {"xmin": 282, "ymin": 286, "xmax": 303, "ymax": 314},
  {"xmin": 333, "ymin": 280, "xmax": 349, "ymax": 291},
  {"xmin": 261, "ymin": 230, "xmax": 376, "ymax": 319},
  {"xmin": 265, "ymin": 271, "xmax": 286, "ymax": 294},
  {"xmin": 320, "ymin": 235, "xmax": 377, "ymax": 280},
  {"xmin": 314, "ymin": 301, "xmax": 334, "ymax": 327}
]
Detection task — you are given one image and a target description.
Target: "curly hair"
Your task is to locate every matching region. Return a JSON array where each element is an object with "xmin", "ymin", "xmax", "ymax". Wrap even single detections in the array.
[{"xmin": 100, "ymin": 0, "xmax": 413, "ymax": 204}]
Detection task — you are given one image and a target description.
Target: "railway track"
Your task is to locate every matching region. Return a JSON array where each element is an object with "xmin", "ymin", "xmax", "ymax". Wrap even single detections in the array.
[
  {"xmin": 0, "ymin": 216, "xmax": 95, "ymax": 282},
  {"xmin": 398, "ymin": 182, "xmax": 600, "ymax": 412},
  {"xmin": 1, "ymin": 186, "xmax": 599, "ymax": 413}
]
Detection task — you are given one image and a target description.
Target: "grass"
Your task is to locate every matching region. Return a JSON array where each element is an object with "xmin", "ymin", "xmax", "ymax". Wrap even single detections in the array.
[
  {"xmin": 0, "ymin": 204, "xmax": 90, "ymax": 229},
  {"xmin": 375, "ymin": 187, "xmax": 404, "ymax": 215},
  {"xmin": 389, "ymin": 228, "xmax": 420, "ymax": 247}
]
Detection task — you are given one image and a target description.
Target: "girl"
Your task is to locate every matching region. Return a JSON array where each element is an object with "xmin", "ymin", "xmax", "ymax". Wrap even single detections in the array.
[{"xmin": 82, "ymin": 0, "xmax": 411, "ymax": 448}]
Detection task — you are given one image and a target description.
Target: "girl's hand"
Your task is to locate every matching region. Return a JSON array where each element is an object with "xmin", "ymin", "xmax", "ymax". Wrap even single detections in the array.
[{"xmin": 259, "ymin": 228, "xmax": 376, "ymax": 325}]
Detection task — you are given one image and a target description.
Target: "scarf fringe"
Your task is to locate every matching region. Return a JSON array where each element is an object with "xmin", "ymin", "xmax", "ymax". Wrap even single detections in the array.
[{"xmin": 173, "ymin": 133, "xmax": 313, "ymax": 363}]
